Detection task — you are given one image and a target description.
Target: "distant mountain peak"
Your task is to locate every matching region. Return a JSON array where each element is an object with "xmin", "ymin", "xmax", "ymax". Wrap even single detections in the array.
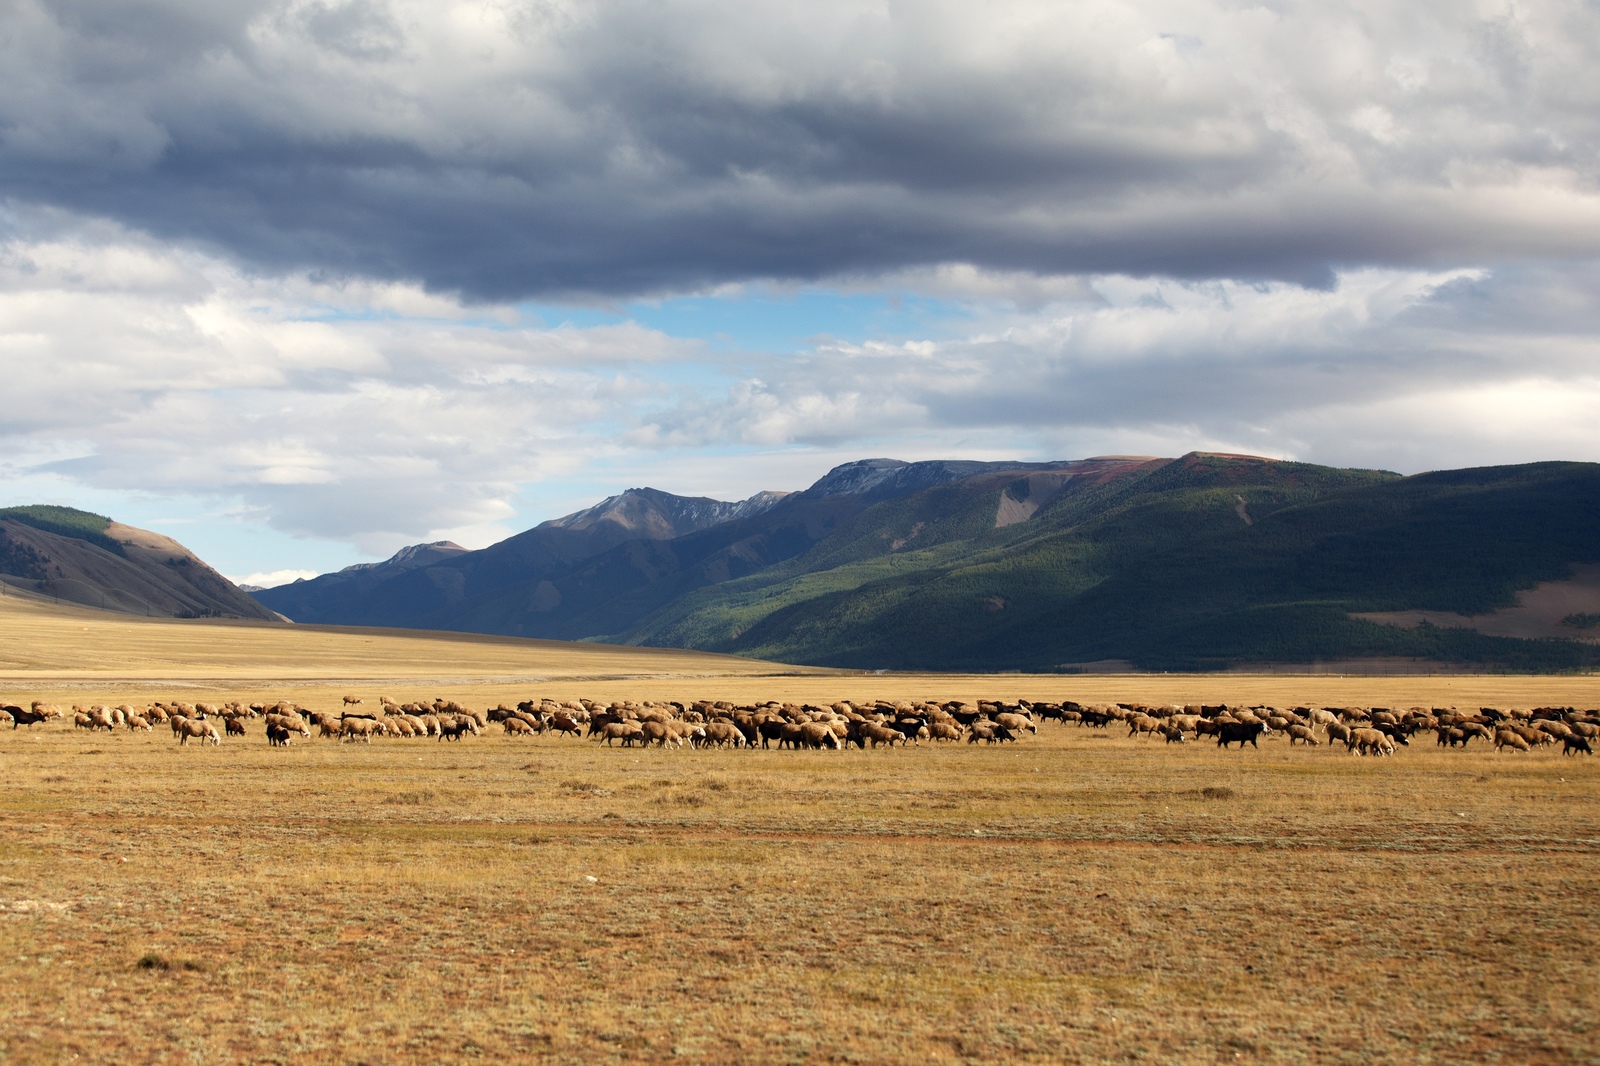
[
  {"xmin": 341, "ymin": 540, "xmax": 468, "ymax": 574},
  {"xmin": 801, "ymin": 457, "xmax": 1095, "ymax": 501},
  {"xmin": 541, "ymin": 486, "xmax": 787, "ymax": 539}
]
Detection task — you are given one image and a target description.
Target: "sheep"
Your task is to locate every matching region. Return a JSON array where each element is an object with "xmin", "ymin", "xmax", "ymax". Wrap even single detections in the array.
[
  {"xmin": 1287, "ymin": 724, "xmax": 1319, "ymax": 746},
  {"xmin": 266, "ymin": 723, "xmax": 293, "ymax": 747},
  {"xmin": 859, "ymin": 722, "xmax": 905, "ymax": 748},
  {"xmin": 701, "ymin": 721, "xmax": 746, "ymax": 748},
  {"xmin": 595, "ymin": 721, "xmax": 644, "ymax": 747},
  {"xmin": 503, "ymin": 717, "xmax": 535, "ymax": 737},
  {"xmin": 126, "ymin": 714, "xmax": 152, "ymax": 732},
  {"xmin": 1537, "ymin": 721, "xmax": 1575, "ymax": 741},
  {"xmin": 995, "ymin": 712, "xmax": 1037, "ymax": 736},
  {"xmin": 1216, "ymin": 722, "xmax": 1265, "ymax": 749},
  {"xmin": 1349, "ymin": 728, "xmax": 1394, "ymax": 757},
  {"xmin": 1126, "ymin": 714, "xmax": 1162, "ymax": 739},
  {"xmin": 637, "ymin": 720, "xmax": 674, "ymax": 748},
  {"xmin": 1562, "ymin": 734, "xmax": 1593, "ymax": 756},
  {"xmin": 342, "ymin": 695, "xmax": 364, "ymax": 707},
  {"xmin": 1159, "ymin": 722, "xmax": 1186, "ymax": 744},
  {"xmin": 177, "ymin": 719, "xmax": 220, "ymax": 746},
  {"xmin": 265, "ymin": 712, "xmax": 310, "ymax": 738},
  {"xmin": 798, "ymin": 722, "xmax": 843, "ymax": 749},
  {"xmin": 1493, "ymin": 729, "xmax": 1531, "ymax": 753},
  {"xmin": 966, "ymin": 721, "xmax": 1015, "ymax": 744},
  {"xmin": 548, "ymin": 714, "xmax": 583, "ymax": 737},
  {"xmin": 438, "ymin": 717, "xmax": 479, "ymax": 742},
  {"xmin": 340, "ymin": 718, "xmax": 379, "ymax": 743}
]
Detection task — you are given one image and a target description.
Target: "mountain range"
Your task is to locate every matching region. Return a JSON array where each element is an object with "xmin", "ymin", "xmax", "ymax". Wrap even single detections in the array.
[{"xmin": 252, "ymin": 454, "xmax": 1600, "ymax": 672}]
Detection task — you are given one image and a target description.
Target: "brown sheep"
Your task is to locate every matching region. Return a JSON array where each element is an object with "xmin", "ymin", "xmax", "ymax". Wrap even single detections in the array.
[
  {"xmin": 265, "ymin": 712, "xmax": 310, "ymax": 737},
  {"xmin": 1349, "ymin": 728, "xmax": 1394, "ymax": 757},
  {"xmin": 438, "ymin": 716, "xmax": 479, "ymax": 742},
  {"xmin": 967, "ymin": 721, "xmax": 1014, "ymax": 744},
  {"xmin": 1494, "ymin": 729, "xmax": 1531, "ymax": 753},
  {"xmin": 224, "ymin": 717, "xmax": 246, "ymax": 737},
  {"xmin": 995, "ymin": 712, "xmax": 1037, "ymax": 736},
  {"xmin": 549, "ymin": 714, "xmax": 583, "ymax": 737},
  {"xmin": 797, "ymin": 722, "xmax": 843, "ymax": 749},
  {"xmin": 637, "ymin": 720, "xmax": 673, "ymax": 747},
  {"xmin": 177, "ymin": 719, "xmax": 220, "ymax": 746},
  {"xmin": 860, "ymin": 722, "xmax": 905, "ymax": 748},
  {"xmin": 1562, "ymin": 734, "xmax": 1593, "ymax": 756},
  {"xmin": 1287, "ymin": 724, "xmax": 1319, "ymax": 747},
  {"xmin": 342, "ymin": 695, "xmax": 364, "ymax": 706},
  {"xmin": 595, "ymin": 721, "xmax": 643, "ymax": 747},
  {"xmin": 340, "ymin": 718, "xmax": 379, "ymax": 743},
  {"xmin": 701, "ymin": 721, "xmax": 746, "ymax": 748}
]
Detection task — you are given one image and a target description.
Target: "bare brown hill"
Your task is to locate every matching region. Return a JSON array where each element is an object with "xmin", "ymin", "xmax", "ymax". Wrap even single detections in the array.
[{"xmin": 0, "ymin": 511, "xmax": 277, "ymax": 622}]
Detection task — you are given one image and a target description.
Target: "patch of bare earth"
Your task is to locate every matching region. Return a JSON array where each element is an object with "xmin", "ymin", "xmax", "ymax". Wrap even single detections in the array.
[{"xmin": 1356, "ymin": 562, "xmax": 1600, "ymax": 642}]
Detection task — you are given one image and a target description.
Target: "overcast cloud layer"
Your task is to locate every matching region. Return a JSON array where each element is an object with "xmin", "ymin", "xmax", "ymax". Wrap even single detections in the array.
[
  {"xmin": 2, "ymin": 0, "xmax": 1600, "ymax": 578},
  {"xmin": 6, "ymin": 0, "xmax": 1600, "ymax": 295}
]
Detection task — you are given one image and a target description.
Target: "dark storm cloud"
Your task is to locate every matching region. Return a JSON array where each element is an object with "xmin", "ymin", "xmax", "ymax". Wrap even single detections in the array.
[{"xmin": 4, "ymin": 0, "xmax": 1599, "ymax": 299}]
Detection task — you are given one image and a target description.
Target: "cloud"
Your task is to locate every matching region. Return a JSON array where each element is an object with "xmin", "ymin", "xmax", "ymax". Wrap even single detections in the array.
[
  {"xmin": 0, "ymin": 218, "xmax": 718, "ymax": 552},
  {"xmin": 632, "ymin": 262, "xmax": 1600, "ymax": 473},
  {"xmin": 2, "ymin": 0, "xmax": 1599, "ymax": 298},
  {"xmin": 5, "ymin": 216, "xmax": 1595, "ymax": 565},
  {"xmin": 231, "ymin": 567, "xmax": 320, "ymax": 589}
]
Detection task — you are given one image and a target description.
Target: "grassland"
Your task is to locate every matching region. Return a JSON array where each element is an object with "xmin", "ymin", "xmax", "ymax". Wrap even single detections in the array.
[
  {"xmin": 0, "ymin": 596, "xmax": 1597, "ymax": 1063},
  {"xmin": 0, "ymin": 589, "xmax": 813, "ymax": 683}
]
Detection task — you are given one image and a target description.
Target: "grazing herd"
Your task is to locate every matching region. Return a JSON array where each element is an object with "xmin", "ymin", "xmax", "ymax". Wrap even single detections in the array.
[{"xmin": 1, "ymin": 694, "xmax": 1596, "ymax": 758}]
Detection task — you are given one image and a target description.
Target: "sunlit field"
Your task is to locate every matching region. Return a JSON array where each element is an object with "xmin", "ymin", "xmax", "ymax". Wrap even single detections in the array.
[{"xmin": 1, "ymin": 596, "xmax": 1596, "ymax": 1063}]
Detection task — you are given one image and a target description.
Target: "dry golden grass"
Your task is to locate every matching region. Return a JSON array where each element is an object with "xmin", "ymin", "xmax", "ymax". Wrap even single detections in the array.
[
  {"xmin": 0, "ymin": 596, "xmax": 1597, "ymax": 1063},
  {"xmin": 0, "ymin": 588, "xmax": 819, "ymax": 683}
]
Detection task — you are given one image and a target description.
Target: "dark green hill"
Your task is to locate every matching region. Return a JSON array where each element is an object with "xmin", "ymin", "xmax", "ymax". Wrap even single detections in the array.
[{"xmin": 652, "ymin": 458, "xmax": 1600, "ymax": 671}]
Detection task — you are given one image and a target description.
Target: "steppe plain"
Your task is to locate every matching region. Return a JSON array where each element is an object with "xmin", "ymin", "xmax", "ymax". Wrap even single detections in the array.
[{"xmin": 0, "ymin": 591, "xmax": 1596, "ymax": 1063}]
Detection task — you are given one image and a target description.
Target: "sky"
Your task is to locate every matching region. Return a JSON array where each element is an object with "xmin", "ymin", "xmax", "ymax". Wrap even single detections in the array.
[{"xmin": 2, "ymin": 0, "xmax": 1599, "ymax": 586}]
